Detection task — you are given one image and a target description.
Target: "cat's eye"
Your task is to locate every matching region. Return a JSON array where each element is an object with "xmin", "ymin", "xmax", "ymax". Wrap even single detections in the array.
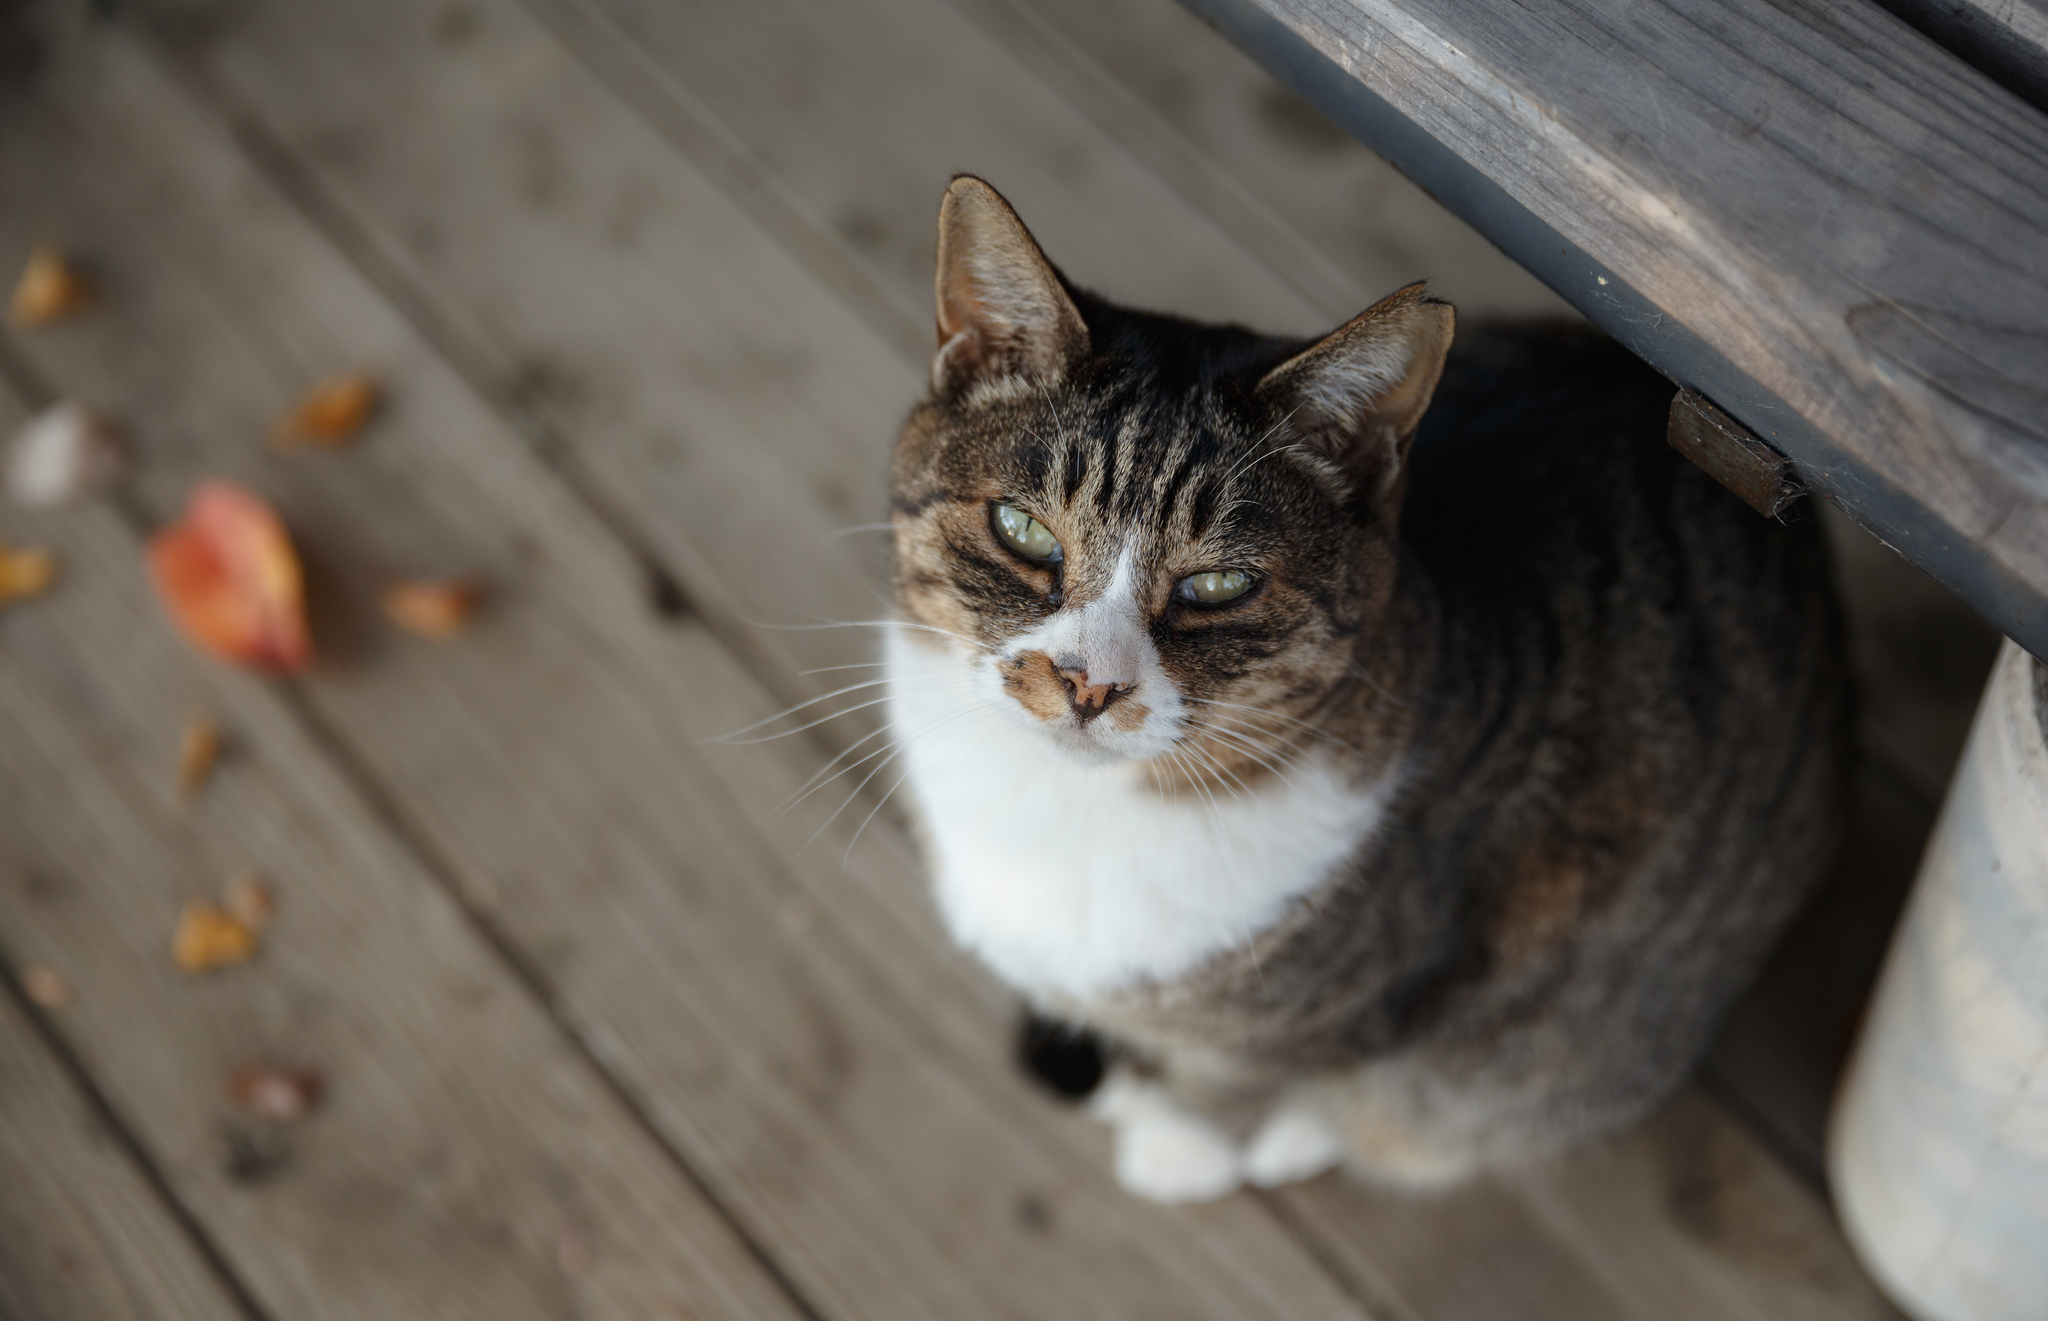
[
  {"xmin": 992, "ymin": 503, "xmax": 1062, "ymax": 563},
  {"xmin": 1179, "ymin": 570, "xmax": 1255, "ymax": 605}
]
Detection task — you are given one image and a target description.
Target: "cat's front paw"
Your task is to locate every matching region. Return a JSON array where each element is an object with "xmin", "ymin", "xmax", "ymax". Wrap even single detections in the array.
[
  {"xmin": 1244, "ymin": 1101, "xmax": 1345, "ymax": 1188},
  {"xmin": 1091, "ymin": 1075, "xmax": 1242, "ymax": 1204}
]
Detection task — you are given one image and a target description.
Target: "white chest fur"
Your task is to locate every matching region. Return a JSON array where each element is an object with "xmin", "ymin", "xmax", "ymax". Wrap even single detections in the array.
[{"xmin": 885, "ymin": 628, "xmax": 1391, "ymax": 1002}]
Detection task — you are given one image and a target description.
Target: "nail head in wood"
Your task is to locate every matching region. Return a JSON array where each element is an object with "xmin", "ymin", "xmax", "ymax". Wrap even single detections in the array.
[{"xmin": 1668, "ymin": 388, "xmax": 1805, "ymax": 518}]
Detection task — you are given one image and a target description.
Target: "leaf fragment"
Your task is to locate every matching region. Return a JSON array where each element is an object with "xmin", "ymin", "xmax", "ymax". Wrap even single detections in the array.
[
  {"xmin": 147, "ymin": 481, "xmax": 311, "ymax": 673},
  {"xmin": 172, "ymin": 899, "xmax": 258, "ymax": 973},
  {"xmin": 176, "ymin": 715, "xmax": 222, "ymax": 801},
  {"xmin": 270, "ymin": 374, "xmax": 380, "ymax": 450},
  {"xmin": 21, "ymin": 966, "xmax": 71, "ymax": 1008},
  {"xmin": 6, "ymin": 400, "xmax": 122, "ymax": 508},
  {"xmin": 223, "ymin": 871, "xmax": 274, "ymax": 931},
  {"xmin": 0, "ymin": 542, "xmax": 55, "ymax": 609},
  {"xmin": 7, "ymin": 246, "xmax": 91, "ymax": 328},
  {"xmin": 229, "ymin": 1064, "xmax": 323, "ymax": 1124},
  {"xmin": 382, "ymin": 576, "xmax": 487, "ymax": 639}
]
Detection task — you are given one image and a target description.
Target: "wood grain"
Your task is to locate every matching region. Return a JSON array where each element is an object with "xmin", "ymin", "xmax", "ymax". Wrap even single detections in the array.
[
  {"xmin": 0, "ymin": 398, "xmax": 252, "ymax": 1321},
  {"xmin": 1, "ymin": 26, "xmax": 1378, "ymax": 1321},
  {"xmin": 0, "ymin": 484, "xmax": 810, "ymax": 1319},
  {"xmin": 939, "ymin": 0, "xmax": 1574, "ymax": 320},
  {"xmin": 1215, "ymin": 0, "xmax": 2048, "ymax": 651},
  {"xmin": 1877, "ymin": 0, "xmax": 2048, "ymax": 112},
  {"xmin": 97, "ymin": 0, "xmax": 1916, "ymax": 1317},
  {"xmin": 0, "ymin": 983, "xmax": 251, "ymax": 1321}
]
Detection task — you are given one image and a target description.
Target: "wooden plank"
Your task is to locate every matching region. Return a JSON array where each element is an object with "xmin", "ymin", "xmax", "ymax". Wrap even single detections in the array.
[
  {"xmin": 3, "ymin": 27, "xmax": 1379, "ymax": 1321},
  {"xmin": 0, "ymin": 982, "xmax": 251, "ymax": 1321},
  {"xmin": 0, "ymin": 490, "xmax": 810, "ymax": 1318},
  {"xmin": 109, "ymin": 1, "xmax": 1915, "ymax": 1317},
  {"xmin": 0, "ymin": 396, "xmax": 249, "ymax": 1321},
  {"xmin": 1183, "ymin": 0, "xmax": 2048, "ymax": 661},
  {"xmin": 933, "ymin": 0, "xmax": 1575, "ymax": 320},
  {"xmin": 1877, "ymin": 0, "xmax": 2048, "ymax": 113}
]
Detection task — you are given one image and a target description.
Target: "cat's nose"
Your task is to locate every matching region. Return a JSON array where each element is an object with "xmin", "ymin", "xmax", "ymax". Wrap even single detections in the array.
[{"xmin": 1057, "ymin": 665, "xmax": 1131, "ymax": 722}]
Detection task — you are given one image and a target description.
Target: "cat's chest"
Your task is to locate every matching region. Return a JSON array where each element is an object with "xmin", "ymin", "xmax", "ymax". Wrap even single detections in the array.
[{"xmin": 886, "ymin": 636, "xmax": 1390, "ymax": 1003}]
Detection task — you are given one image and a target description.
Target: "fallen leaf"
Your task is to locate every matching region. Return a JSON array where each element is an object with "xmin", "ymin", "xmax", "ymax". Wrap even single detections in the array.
[
  {"xmin": 7, "ymin": 246, "xmax": 91, "ymax": 328},
  {"xmin": 172, "ymin": 899, "xmax": 258, "ymax": 973},
  {"xmin": 0, "ymin": 542, "xmax": 55, "ymax": 609},
  {"xmin": 176, "ymin": 715, "xmax": 221, "ymax": 801},
  {"xmin": 223, "ymin": 872, "xmax": 274, "ymax": 931},
  {"xmin": 21, "ymin": 966, "xmax": 70, "ymax": 1008},
  {"xmin": 382, "ymin": 576, "xmax": 486, "ymax": 639},
  {"xmin": 228, "ymin": 1064, "xmax": 322, "ymax": 1124},
  {"xmin": 6, "ymin": 400, "xmax": 121, "ymax": 508},
  {"xmin": 147, "ymin": 482, "xmax": 311, "ymax": 673},
  {"xmin": 270, "ymin": 374, "xmax": 379, "ymax": 450}
]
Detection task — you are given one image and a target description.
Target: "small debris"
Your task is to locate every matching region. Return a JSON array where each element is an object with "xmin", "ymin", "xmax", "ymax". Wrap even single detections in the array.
[
  {"xmin": 7, "ymin": 246, "xmax": 91, "ymax": 329},
  {"xmin": 176, "ymin": 715, "xmax": 221, "ymax": 802},
  {"xmin": 223, "ymin": 871, "xmax": 274, "ymax": 931},
  {"xmin": 270, "ymin": 373, "xmax": 379, "ymax": 450},
  {"xmin": 147, "ymin": 481, "xmax": 311, "ymax": 673},
  {"xmin": 221, "ymin": 1122, "xmax": 291, "ymax": 1184},
  {"xmin": 6, "ymin": 400, "xmax": 121, "ymax": 508},
  {"xmin": 228, "ymin": 1064, "xmax": 322, "ymax": 1124},
  {"xmin": 0, "ymin": 542, "xmax": 55, "ymax": 609},
  {"xmin": 381, "ymin": 576, "xmax": 486, "ymax": 639},
  {"xmin": 20, "ymin": 965, "xmax": 71, "ymax": 1008},
  {"xmin": 172, "ymin": 899, "xmax": 258, "ymax": 973}
]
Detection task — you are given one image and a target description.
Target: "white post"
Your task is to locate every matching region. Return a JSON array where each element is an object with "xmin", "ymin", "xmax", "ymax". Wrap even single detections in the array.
[{"xmin": 1830, "ymin": 639, "xmax": 2048, "ymax": 1321}]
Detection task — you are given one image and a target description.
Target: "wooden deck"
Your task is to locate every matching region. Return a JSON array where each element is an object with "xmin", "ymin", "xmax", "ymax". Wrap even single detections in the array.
[{"xmin": 0, "ymin": 0, "xmax": 1999, "ymax": 1317}]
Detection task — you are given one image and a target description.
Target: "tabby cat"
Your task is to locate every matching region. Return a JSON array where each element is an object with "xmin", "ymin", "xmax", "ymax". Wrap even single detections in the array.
[{"xmin": 884, "ymin": 177, "xmax": 1847, "ymax": 1202}]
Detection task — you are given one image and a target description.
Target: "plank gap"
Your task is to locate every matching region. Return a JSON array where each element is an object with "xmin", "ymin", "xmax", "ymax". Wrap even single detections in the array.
[{"xmin": 0, "ymin": 915, "xmax": 275, "ymax": 1321}]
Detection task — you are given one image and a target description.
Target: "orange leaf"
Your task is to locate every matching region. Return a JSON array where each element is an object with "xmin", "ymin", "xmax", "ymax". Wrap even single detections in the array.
[
  {"xmin": 0, "ymin": 542, "xmax": 55, "ymax": 608},
  {"xmin": 7, "ymin": 245, "xmax": 91, "ymax": 328},
  {"xmin": 172, "ymin": 899, "xmax": 258, "ymax": 973},
  {"xmin": 382, "ymin": 576, "xmax": 486, "ymax": 639},
  {"xmin": 271, "ymin": 374, "xmax": 379, "ymax": 449},
  {"xmin": 147, "ymin": 481, "xmax": 311, "ymax": 673}
]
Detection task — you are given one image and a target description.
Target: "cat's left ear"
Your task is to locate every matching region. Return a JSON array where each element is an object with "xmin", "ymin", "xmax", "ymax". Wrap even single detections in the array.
[
  {"xmin": 932, "ymin": 176, "xmax": 1090, "ymax": 397},
  {"xmin": 1258, "ymin": 283, "xmax": 1454, "ymax": 502}
]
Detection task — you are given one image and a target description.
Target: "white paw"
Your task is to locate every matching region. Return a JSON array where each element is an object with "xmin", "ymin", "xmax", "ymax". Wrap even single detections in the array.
[
  {"xmin": 1244, "ymin": 1102, "xmax": 1345, "ymax": 1188},
  {"xmin": 1091, "ymin": 1076, "xmax": 1242, "ymax": 1204}
]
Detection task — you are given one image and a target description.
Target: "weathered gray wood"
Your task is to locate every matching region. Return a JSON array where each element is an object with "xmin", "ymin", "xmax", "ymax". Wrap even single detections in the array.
[
  {"xmin": 933, "ymin": 0, "xmax": 1574, "ymax": 321},
  {"xmin": 100, "ymin": 0, "xmax": 1922, "ymax": 1317},
  {"xmin": 1188, "ymin": 0, "xmax": 2048, "ymax": 662},
  {"xmin": 0, "ymin": 493, "xmax": 811, "ymax": 1318},
  {"xmin": 3, "ymin": 27, "xmax": 1380, "ymax": 1321},
  {"xmin": 0, "ymin": 373, "xmax": 249, "ymax": 1321},
  {"xmin": 1877, "ymin": 0, "xmax": 2048, "ymax": 112},
  {"xmin": 0, "ymin": 985, "xmax": 251, "ymax": 1321}
]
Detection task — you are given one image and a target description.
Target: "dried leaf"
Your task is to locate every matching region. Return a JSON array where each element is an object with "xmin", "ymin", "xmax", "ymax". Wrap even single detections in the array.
[
  {"xmin": 270, "ymin": 374, "xmax": 379, "ymax": 450},
  {"xmin": 6, "ymin": 400, "xmax": 121, "ymax": 509},
  {"xmin": 21, "ymin": 965, "xmax": 70, "ymax": 1008},
  {"xmin": 382, "ymin": 576, "xmax": 486, "ymax": 639},
  {"xmin": 0, "ymin": 542, "xmax": 55, "ymax": 609},
  {"xmin": 176, "ymin": 715, "xmax": 222, "ymax": 801},
  {"xmin": 7, "ymin": 246, "xmax": 91, "ymax": 329},
  {"xmin": 228, "ymin": 1064, "xmax": 323, "ymax": 1124},
  {"xmin": 147, "ymin": 482, "xmax": 311, "ymax": 673},
  {"xmin": 172, "ymin": 899, "xmax": 258, "ymax": 973},
  {"xmin": 223, "ymin": 872, "xmax": 274, "ymax": 931}
]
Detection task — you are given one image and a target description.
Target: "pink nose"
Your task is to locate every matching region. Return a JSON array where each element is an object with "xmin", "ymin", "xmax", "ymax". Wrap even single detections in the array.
[{"xmin": 1057, "ymin": 666, "xmax": 1130, "ymax": 722}]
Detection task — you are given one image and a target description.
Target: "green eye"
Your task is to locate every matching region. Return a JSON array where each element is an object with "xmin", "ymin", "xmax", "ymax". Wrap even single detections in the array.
[
  {"xmin": 992, "ymin": 503, "xmax": 1062, "ymax": 563},
  {"xmin": 1180, "ymin": 570, "xmax": 1254, "ymax": 605}
]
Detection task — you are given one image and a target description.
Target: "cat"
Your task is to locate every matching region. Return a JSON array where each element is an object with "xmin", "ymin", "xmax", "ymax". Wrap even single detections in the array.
[{"xmin": 884, "ymin": 176, "xmax": 1849, "ymax": 1202}]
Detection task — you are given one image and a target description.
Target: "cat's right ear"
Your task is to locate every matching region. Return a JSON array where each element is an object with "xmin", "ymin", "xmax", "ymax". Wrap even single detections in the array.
[
  {"xmin": 1258, "ymin": 283, "xmax": 1454, "ymax": 502},
  {"xmin": 932, "ymin": 176, "xmax": 1089, "ymax": 397}
]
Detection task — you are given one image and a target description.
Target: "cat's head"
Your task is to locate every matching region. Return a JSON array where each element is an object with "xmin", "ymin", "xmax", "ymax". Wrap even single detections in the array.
[{"xmin": 889, "ymin": 177, "xmax": 1451, "ymax": 778}]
